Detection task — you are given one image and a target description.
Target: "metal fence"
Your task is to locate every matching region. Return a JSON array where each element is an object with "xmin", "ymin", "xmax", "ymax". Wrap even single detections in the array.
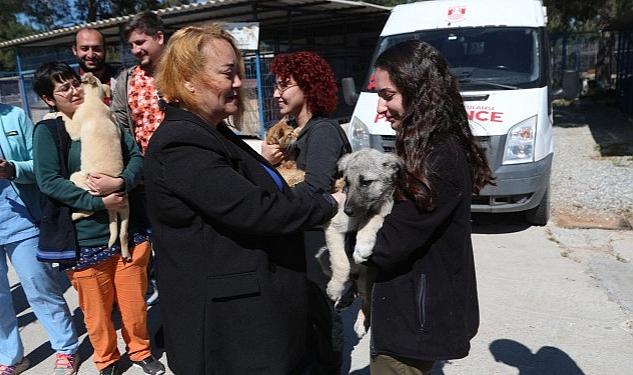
[
  {"xmin": 1, "ymin": 48, "xmax": 276, "ymax": 136},
  {"xmin": 550, "ymin": 32, "xmax": 602, "ymax": 87},
  {"xmin": 4, "ymin": 30, "xmax": 632, "ymax": 127},
  {"xmin": 614, "ymin": 30, "xmax": 633, "ymax": 114}
]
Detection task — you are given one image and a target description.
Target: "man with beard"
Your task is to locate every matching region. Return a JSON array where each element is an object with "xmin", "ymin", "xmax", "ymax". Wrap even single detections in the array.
[
  {"xmin": 72, "ymin": 28, "xmax": 115, "ymax": 105},
  {"xmin": 111, "ymin": 11, "xmax": 166, "ymax": 308}
]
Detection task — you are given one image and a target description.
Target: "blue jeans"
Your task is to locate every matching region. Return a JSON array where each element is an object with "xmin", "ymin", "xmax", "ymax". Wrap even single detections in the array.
[{"xmin": 0, "ymin": 236, "xmax": 79, "ymax": 365}]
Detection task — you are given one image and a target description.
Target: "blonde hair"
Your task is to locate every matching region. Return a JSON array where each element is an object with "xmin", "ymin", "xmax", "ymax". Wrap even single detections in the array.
[{"xmin": 155, "ymin": 24, "xmax": 244, "ymax": 129}]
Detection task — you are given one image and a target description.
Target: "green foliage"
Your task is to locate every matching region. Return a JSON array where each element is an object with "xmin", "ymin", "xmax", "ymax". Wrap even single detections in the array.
[
  {"xmin": 17, "ymin": 0, "xmax": 193, "ymax": 29},
  {"xmin": 544, "ymin": 0, "xmax": 633, "ymax": 32},
  {"xmin": 0, "ymin": 1, "xmax": 35, "ymax": 71},
  {"xmin": 0, "ymin": 0, "xmax": 193, "ymax": 70}
]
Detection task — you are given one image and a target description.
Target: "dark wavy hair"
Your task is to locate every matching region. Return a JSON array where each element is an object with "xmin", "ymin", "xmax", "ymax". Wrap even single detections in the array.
[
  {"xmin": 270, "ymin": 51, "xmax": 338, "ymax": 117},
  {"xmin": 374, "ymin": 40, "xmax": 493, "ymax": 210}
]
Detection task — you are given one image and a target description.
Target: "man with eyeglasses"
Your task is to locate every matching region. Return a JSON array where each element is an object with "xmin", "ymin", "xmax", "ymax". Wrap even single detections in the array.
[
  {"xmin": 0, "ymin": 100, "xmax": 80, "ymax": 375},
  {"xmin": 72, "ymin": 27, "xmax": 116, "ymax": 105}
]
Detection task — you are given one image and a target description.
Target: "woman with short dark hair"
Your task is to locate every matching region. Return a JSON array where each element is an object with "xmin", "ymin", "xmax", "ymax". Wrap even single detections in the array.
[{"xmin": 32, "ymin": 62, "xmax": 164, "ymax": 375}]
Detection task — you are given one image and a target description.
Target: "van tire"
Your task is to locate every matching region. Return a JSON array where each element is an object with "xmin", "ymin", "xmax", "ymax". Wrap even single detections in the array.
[{"xmin": 525, "ymin": 188, "xmax": 550, "ymax": 226}]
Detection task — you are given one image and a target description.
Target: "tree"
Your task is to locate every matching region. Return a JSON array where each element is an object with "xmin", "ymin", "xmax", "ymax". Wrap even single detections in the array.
[
  {"xmin": 0, "ymin": 1, "xmax": 35, "ymax": 71},
  {"xmin": 18, "ymin": 0, "xmax": 193, "ymax": 29},
  {"xmin": 544, "ymin": 0, "xmax": 633, "ymax": 87}
]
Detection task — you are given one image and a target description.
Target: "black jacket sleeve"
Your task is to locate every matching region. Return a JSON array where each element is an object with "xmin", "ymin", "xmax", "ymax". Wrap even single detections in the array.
[
  {"xmin": 152, "ymin": 125, "xmax": 336, "ymax": 236},
  {"xmin": 370, "ymin": 147, "xmax": 468, "ymax": 274}
]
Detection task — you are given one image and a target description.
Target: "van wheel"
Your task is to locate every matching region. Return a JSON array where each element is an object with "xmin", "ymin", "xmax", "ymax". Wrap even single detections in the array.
[{"xmin": 525, "ymin": 188, "xmax": 550, "ymax": 226}]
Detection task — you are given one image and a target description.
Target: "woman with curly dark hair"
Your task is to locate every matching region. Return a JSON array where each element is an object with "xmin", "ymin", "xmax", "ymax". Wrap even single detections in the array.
[
  {"xmin": 262, "ymin": 51, "xmax": 351, "ymax": 374},
  {"xmin": 364, "ymin": 40, "xmax": 494, "ymax": 374}
]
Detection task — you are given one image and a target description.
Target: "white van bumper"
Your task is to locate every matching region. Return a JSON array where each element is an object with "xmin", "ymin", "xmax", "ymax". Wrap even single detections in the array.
[{"xmin": 472, "ymin": 153, "xmax": 552, "ymax": 213}]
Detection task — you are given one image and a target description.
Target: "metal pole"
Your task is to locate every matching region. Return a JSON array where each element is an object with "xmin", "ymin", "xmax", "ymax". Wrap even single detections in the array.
[
  {"xmin": 253, "ymin": 3, "xmax": 266, "ymax": 139},
  {"xmin": 255, "ymin": 52, "xmax": 266, "ymax": 139},
  {"xmin": 15, "ymin": 47, "xmax": 31, "ymax": 117}
]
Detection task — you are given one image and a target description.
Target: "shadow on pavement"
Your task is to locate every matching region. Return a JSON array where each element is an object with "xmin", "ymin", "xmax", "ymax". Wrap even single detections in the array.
[
  {"xmin": 554, "ymin": 99, "xmax": 633, "ymax": 157},
  {"xmin": 24, "ymin": 307, "xmax": 92, "ymax": 369},
  {"xmin": 489, "ymin": 339, "xmax": 584, "ymax": 374},
  {"xmin": 11, "ymin": 284, "xmax": 29, "ymax": 317},
  {"xmin": 13, "ymin": 267, "xmax": 73, "ymax": 323},
  {"xmin": 471, "ymin": 212, "xmax": 532, "ymax": 234}
]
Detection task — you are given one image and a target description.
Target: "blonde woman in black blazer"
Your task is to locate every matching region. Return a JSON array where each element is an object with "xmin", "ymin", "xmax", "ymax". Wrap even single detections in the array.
[{"xmin": 144, "ymin": 25, "xmax": 339, "ymax": 374}]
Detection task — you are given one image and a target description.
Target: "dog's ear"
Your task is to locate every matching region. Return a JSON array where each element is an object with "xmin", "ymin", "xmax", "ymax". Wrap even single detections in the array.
[
  {"xmin": 265, "ymin": 120, "xmax": 286, "ymax": 145},
  {"xmin": 81, "ymin": 72, "xmax": 98, "ymax": 86},
  {"xmin": 382, "ymin": 153, "xmax": 403, "ymax": 174},
  {"xmin": 337, "ymin": 153, "xmax": 352, "ymax": 173}
]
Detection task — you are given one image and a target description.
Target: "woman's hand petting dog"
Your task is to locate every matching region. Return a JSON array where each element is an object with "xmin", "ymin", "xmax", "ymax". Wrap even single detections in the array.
[
  {"xmin": 86, "ymin": 173, "xmax": 124, "ymax": 196},
  {"xmin": 261, "ymin": 142, "xmax": 286, "ymax": 166}
]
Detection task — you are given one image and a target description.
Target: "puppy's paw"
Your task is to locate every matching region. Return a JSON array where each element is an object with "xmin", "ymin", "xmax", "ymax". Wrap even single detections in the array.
[
  {"xmin": 353, "ymin": 240, "xmax": 374, "ymax": 264},
  {"xmin": 326, "ymin": 280, "xmax": 346, "ymax": 302},
  {"xmin": 354, "ymin": 316, "xmax": 368, "ymax": 338}
]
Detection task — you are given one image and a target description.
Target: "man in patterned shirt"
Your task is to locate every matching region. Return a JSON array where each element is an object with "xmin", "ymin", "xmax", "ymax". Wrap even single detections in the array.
[
  {"xmin": 112, "ymin": 11, "xmax": 166, "ymax": 153},
  {"xmin": 111, "ymin": 11, "xmax": 166, "ymax": 309}
]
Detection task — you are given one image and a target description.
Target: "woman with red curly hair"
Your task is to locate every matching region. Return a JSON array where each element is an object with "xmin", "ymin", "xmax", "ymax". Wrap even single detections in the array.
[{"xmin": 263, "ymin": 51, "xmax": 351, "ymax": 374}]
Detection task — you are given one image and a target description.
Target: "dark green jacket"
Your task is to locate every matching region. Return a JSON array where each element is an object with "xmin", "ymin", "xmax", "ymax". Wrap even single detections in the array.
[{"xmin": 33, "ymin": 117, "xmax": 143, "ymax": 247}]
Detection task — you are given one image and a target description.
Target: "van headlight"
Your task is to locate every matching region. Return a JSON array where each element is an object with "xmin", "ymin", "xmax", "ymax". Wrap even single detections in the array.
[
  {"xmin": 349, "ymin": 116, "xmax": 371, "ymax": 151},
  {"xmin": 502, "ymin": 115, "xmax": 537, "ymax": 165}
]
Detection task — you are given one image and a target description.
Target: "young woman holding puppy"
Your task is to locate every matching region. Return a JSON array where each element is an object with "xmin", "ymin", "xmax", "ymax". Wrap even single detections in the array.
[
  {"xmin": 262, "ymin": 51, "xmax": 351, "ymax": 374},
  {"xmin": 32, "ymin": 62, "xmax": 164, "ymax": 375},
  {"xmin": 364, "ymin": 40, "xmax": 494, "ymax": 374}
]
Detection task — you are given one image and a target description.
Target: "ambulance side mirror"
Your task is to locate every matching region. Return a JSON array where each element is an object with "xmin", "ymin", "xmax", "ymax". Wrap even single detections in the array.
[{"xmin": 342, "ymin": 77, "xmax": 359, "ymax": 106}]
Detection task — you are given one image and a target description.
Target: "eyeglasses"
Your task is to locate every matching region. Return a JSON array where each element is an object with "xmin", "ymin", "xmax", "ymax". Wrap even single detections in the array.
[
  {"xmin": 53, "ymin": 80, "xmax": 82, "ymax": 98},
  {"xmin": 274, "ymin": 82, "xmax": 298, "ymax": 93}
]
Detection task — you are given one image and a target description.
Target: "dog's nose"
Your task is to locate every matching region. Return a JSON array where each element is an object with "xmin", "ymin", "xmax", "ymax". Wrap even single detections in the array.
[{"xmin": 344, "ymin": 206, "xmax": 354, "ymax": 216}]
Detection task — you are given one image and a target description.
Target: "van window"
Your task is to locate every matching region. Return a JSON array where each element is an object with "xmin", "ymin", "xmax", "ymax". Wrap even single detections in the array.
[{"xmin": 366, "ymin": 27, "xmax": 543, "ymax": 92}]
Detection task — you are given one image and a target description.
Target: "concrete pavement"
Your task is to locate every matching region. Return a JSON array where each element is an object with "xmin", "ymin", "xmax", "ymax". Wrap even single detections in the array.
[{"xmin": 8, "ymin": 216, "xmax": 633, "ymax": 374}]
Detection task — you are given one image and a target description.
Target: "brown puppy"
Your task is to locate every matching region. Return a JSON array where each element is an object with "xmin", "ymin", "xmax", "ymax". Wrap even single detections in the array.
[{"xmin": 265, "ymin": 118, "xmax": 305, "ymax": 186}]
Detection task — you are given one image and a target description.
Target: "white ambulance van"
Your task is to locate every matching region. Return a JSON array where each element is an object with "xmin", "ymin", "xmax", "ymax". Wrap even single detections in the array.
[{"xmin": 343, "ymin": 0, "xmax": 554, "ymax": 225}]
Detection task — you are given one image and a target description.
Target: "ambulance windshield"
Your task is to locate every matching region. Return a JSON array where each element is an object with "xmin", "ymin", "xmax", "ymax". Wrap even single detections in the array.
[{"xmin": 367, "ymin": 27, "xmax": 543, "ymax": 92}]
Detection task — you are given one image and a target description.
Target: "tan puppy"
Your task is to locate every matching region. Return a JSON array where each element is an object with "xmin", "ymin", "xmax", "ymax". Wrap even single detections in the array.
[
  {"xmin": 67, "ymin": 73, "xmax": 131, "ymax": 260},
  {"xmin": 265, "ymin": 118, "xmax": 305, "ymax": 186}
]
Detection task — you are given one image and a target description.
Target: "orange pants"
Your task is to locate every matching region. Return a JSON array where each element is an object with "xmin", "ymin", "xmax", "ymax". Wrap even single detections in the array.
[{"xmin": 67, "ymin": 241, "xmax": 151, "ymax": 370}]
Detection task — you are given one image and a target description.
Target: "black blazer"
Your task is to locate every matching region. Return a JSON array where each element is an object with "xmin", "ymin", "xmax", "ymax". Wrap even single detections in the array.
[
  {"xmin": 369, "ymin": 138, "xmax": 480, "ymax": 361},
  {"xmin": 143, "ymin": 105, "xmax": 336, "ymax": 374}
]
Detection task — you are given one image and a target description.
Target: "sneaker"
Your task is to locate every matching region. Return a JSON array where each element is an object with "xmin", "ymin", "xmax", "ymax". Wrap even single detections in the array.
[
  {"xmin": 53, "ymin": 353, "xmax": 79, "ymax": 375},
  {"xmin": 98, "ymin": 362, "xmax": 121, "ymax": 375},
  {"xmin": 0, "ymin": 358, "xmax": 29, "ymax": 375},
  {"xmin": 132, "ymin": 356, "xmax": 165, "ymax": 375}
]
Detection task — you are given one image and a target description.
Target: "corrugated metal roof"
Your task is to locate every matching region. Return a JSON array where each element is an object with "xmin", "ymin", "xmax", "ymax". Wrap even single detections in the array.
[{"xmin": 0, "ymin": 0, "xmax": 390, "ymax": 49}]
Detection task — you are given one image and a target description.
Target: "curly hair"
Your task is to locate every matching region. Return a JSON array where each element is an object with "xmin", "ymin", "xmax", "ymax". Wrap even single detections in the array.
[
  {"xmin": 270, "ymin": 51, "xmax": 338, "ymax": 117},
  {"xmin": 374, "ymin": 40, "xmax": 494, "ymax": 210}
]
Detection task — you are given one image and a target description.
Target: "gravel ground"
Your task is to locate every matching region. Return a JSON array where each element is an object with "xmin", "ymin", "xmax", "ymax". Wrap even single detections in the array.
[{"xmin": 550, "ymin": 99, "xmax": 633, "ymax": 227}]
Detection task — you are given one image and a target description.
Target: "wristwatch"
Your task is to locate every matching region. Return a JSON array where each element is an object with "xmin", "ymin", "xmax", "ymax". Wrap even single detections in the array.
[{"xmin": 7, "ymin": 162, "xmax": 16, "ymax": 180}]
